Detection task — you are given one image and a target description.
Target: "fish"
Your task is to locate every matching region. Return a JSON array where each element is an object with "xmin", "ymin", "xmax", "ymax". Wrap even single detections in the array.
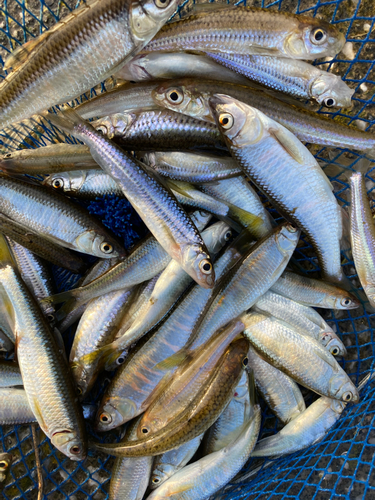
[
  {"xmin": 0, "ymin": 387, "xmax": 37, "ymax": 424},
  {"xmin": 0, "ymin": 360, "xmax": 23, "ymax": 387},
  {"xmin": 187, "ymin": 223, "xmax": 300, "ymax": 350},
  {"xmin": 242, "ymin": 311, "xmax": 358, "ymax": 402},
  {"xmin": 43, "ymin": 169, "xmax": 123, "ymax": 199},
  {"xmin": 271, "ymin": 270, "xmax": 359, "ymax": 309},
  {"xmin": 146, "ymin": 406, "xmax": 261, "ymax": 500},
  {"xmin": 209, "ymin": 94, "xmax": 344, "ymax": 283},
  {"xmin": 206, "ymin": 53, "xmax": 354, "ymax": 108},
  {"xmin": 0, "ymin": 144, "xmax": 97, "ymax": 175},
  {"xmin": 144, "ymin": 5, "xmax": 345, "ymax": 60},
  {"xmin": 7, "ymin": 238, "xmax": 56, "ymax": 321},
  {"xmin": 93, "ymin": 337, "xmax": 249, "ymax": 457},
  {"xmin": 138, "ymin": 151, "xmax": 242, "ymax": 184},
  {"xmin": 94, "ymin": 229, "xmax": 254, "ymax": 431},
  {"xmin": 116, "ymin": 52, "xmax": 251, "ymax": 85},
  {"xmin": 246, "ymin": 345, "xmax": 305, "ymax": 425},
  {"xmin": 0, "ymin": 235, "xmax": 87, "ymax": 460},
  {"xmin": 137, "ymin": 318, "xmax": 246, "ymax": 438},
  {"xmin": 47, "ymin": 108, "xmax": 215, "ymax": 289},
  {"xmin": 0, "ymin": 212, "xmax": 86, "ymax": 274},
  {"xmin": 350, "ymin": 173, "xmax": 375, "ymax": 308},
  {"xmin": 254, "ymin": 290, "xmax": 346, "ymax": 356},
  {"xmin": 0, "ymin": 452, "xmax": 12, "ymax": 486},
  {"xmin": 203, "ymin": 369, "xmax": 252, "ymax": 454},
  {"xmin": 251, "ymin": 374, "xmax": 371, "ymax": 458},
  {"xmin": 91, "ymin": 109, "xmax": 225, "ymax": 150},
  {"xmin": 43, "ymin": 211, "xmax": 211, "ymax": 308},
  {"xmin": 200, "ymin": 176, "xmax": 274, "ymax": 238},
  {"xmin": 109, "ymin": 417, "xmax": 153, "ymax": 500},
  {"xmin": 0, "ymin": 0, "xmax": 178, "ymax": 129},
  {"xmin": 150, "ymin": 434, "xmax": 204, "ymax": 489},
  {"xmin": 150, "ymin": 79, "xmax": 375, "ymax": 157},
  {"xmin": 0, "ymin": 175, "xmax": 124, "ymax": 259}
]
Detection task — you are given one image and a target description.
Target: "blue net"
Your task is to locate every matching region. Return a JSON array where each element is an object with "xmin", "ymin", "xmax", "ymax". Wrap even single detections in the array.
[{"xmin": 0, "ymin": 0, "xmax": 375, "ymax": 498}]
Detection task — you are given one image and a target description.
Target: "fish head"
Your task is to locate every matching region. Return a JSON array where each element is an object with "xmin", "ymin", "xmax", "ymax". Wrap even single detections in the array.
[
  {"xmin": 95, "ymin": 398, "xmax": 136, "ymax": 431},
  {"xmin": 332, "ymin": 292, "xmax": 360, "ymax": 310},
  {"xmin": 311, "ymin": 73, "xmax": 354, "ymax": 108},
  {"xmin": 190, "ymin": 210, "xmax": 213, "ymax": 232},
  {"xmin": 329, "ymin": 399, "xmax": 346, "ymax": 415},
  {"xmin": 51, "ymin": 431, "xmax": 87, "ymax": 461},
  {"xmin": 202, "ymin": 222, "xmax": 232, "ymax": 255},
  {"xmin": 0, "ymin": 453, "xmax": 11, "ymax": 484},
  {"xmin": 152, "ymin": 82, "xmax": 212, "ymax": 121},
  {"xmin": 323, "ymin": 335, "xmax": 347, "ymax": 357},
  {"xmin": 131, "ymin": 0, "xmax": 178, "ymax": 42},
  {"xmin": 70, "ymin": 361, "xmax": 95, "ymax": 400},
  {"xmin": 74, "ymin": 229, "xmax": 125, "ymax": 259},
  {"xmin": 93, "ymin": 113, "xmax": 134, "ymax": 139},
  {"xmin": 284, "ymin": 19, "xmax": 345, "ymax": 59},
  {"xmin": 181, "ymin": 243, "xmax": 215, "ymax": 288},
  {"xmin": 116, "ymin": 55, "xmax": 150, "ymax": 81},
  {"xmin": 329, "ymin": 375, "xmax": 359, "ymax": 403},
  {"xmin": 150, "ymin": 463, "xmax": 175, "ymax": 489},
  {"xmin": 43, "ymin": 171, "xmax": 87, "ymax": 194},
  {"xmin": 276, "ymin": 223, "xmax": 301, "ymax": 254},
  {"xmin": 136, "ymin": 151, "xmax": 156, "ymax": 167},
  {"xmin": 209, "ymin": 94, "xmax": 264, "ymax": 148}
]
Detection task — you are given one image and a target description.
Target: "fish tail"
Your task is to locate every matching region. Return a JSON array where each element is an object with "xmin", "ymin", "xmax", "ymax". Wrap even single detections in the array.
[
  {"xmin": 47, "ymin": 106, "xmax": 87, "ymax": 136},
  {"xmin": 227, "ymin": 203, "xmax": 264, "ymax": 236}
]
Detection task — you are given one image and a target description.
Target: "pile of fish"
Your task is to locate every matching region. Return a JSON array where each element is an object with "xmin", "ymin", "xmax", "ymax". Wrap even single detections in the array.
[{"xmin": 0, "ymin": 0, "xmax": 374, "ymax": 498}]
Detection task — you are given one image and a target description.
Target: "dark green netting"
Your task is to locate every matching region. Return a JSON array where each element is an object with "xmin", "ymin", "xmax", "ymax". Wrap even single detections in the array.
[{"xmin": 0, "ymin": 0, "xmax": 375, "ymax": 498}]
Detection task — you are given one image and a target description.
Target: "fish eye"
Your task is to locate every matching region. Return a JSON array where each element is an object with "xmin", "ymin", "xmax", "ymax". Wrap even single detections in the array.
[
  {"xmin": 286, "ymin": 223, "xmax": 298, "ymax": 233},
  {"xmin": 47, "ymin": 313, "xmax": 55, "ymax": 322},
  {"xmin": 166, "ymin": 88, "xmax": 183, "ymax": 104},
  {"xmin": 52, "ymin": 178, "xmax": 63, "ymax": 189},
  {"xmin": 199, "ymin": 259, "xmax": 212, "ymax": 274},
  {"xmin": 341, "ymin": 297, "xmax": 352, "ymax": 308},
  {"xmin": 330, "ymin": 347, "xmax": 340, "ymax": 356},
  {"xmin": 99, "ymin": 412, "xmax": 112, "ymax": 424},
  {"xmin": 224, "ymin": 230, "xmax": 232, "ymax": 241},
  {"xmin": 311, "ymin": 28, "xmax": 327, "ymax": 44},
  {"xmin": 342, "ymin": 391, "xmax": 353, "ymax": 402},
  {"xmin": 100, "ymin": 242, "xmax": 113, "ymax": 254},
  {"xmin": 76, "ymin": 386, "xmax": 83, "ymax": 396},
  {"xmin": 116, "ymin": 356, "xmax": 126, "ymax": 365},
  {"xmin": 4, "ymin": 153, "xmax": 12, "ymax": 159},
  {"xmin": 324, "ymin": 97, "xmax": 336, "ymax": 107},
  {"xmin": 218, "ymin": 113, "xmax": 234, "ymax": 130},
  {"xmin": 152, "ymin": 477, "xmax": 160, "ymax": 484},
  {"xmin": 0, "ymin": 460, "xmax": 8, "ymax": 470},
  {"xmin": 141, "ymin": 427, "xmax": 149, "ymax": 434},
  {"xmin": 154, "ymin": 0, "xmax": 169, "ymax": 7},
  {"xmin": 242, "ymin": 357, "xmax": 248, "ymax": 367},
  {"xmin": 70, "ymin": 445, "xmax": 81, "ymax": 455},
  {"xmin": 96, "ymin": 126, "xmax": 106, "ymax": 136}
]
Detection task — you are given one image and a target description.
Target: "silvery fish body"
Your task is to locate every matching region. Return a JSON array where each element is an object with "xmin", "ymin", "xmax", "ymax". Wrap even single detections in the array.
[
  {"xmin": 0, "ymin": 144, "xmax": 97, "ymax": 175},
  {"xmin": 95, "ymin": 232, "xmax": 253, "ymax": 432},
  {"xmin": 0, "ymin": 0, "xmax": 178, "ymax": 129},
  {"xmin": 200, "ymin": 176, "xmax": 274, "ymax": 238},
  {"xmin": 151, "ymin": 79, "xmax": 375, "ymax": 157},
  {"xmin": 150, "ymin": 434, "xmax": 204, "ymax": 489},
  {"xmin": 271, "ymin": 270, "xmax": 359, "ymax": 309},
  {"xmin": 7, "ymin": 238, "xmax": 56, "ymax": 320},
  {"xmin": 251, "ymin": 396, "xmax": 345, "ymax": 458},
  {"xmin": 247, "ymin": 346, "xmax": 305, "ymax": 425},
  {"xmin": 350, "ymin": 173, "xmax": 375, "ymax": 308},
  {"xmin": 209, "ymin": 94, "xmax": 343, "ymax": 283},
  {"xmin": 0, "ymin": 263, "xmax": 87, "ymax": 460},
  {"xmin": 48, "ymin": 109, "xmax": 215, "ymax": 289},
  {"xmin": 242, "ymin": 312, "xmax": 358, "ymax": 402},
  {"xmin": 189, "ymin": 224, "xmax": 299, "ymax": 350},
  {"xmin": 203, "ymin": 370, "xmax": 252, "ymax": 454},
  {"xmin": 254, "ymin": 290, "xmax": 346, "ymax": 356},
  {"xmin": 109, "ymin": 417, "xmax": 153, "ymax": 500},
  {"xmin": 0, "ymin": 387, "xmax": 36, "ymax": 424},
  {"xmin": 146, "ymin": 407, "xmax": 261, "ymax": 500},
  {"xmin": 117, "ymin": 52, "xmax": 251, "ymax": 85},
  {"xmin": 44, "ymin": 170, "xmax": 123, "ymax": 199},
  {"xmin": 145, "ymin": 6, "xmax": 345, "ymax": 60},
  {"xmin": 0, "ymin": 175, "xmax": 124, "ymax": 259},
  {"xmin": 139, "ymin": 151, "xmax": 242, "ymax": 184},
  {"xmin": 0, "ymin": 360, "xmax": 23, "ymax": 387},
  {"xmin": 207, "ymin": 53, "xmax": 353, "ymax": 107}
]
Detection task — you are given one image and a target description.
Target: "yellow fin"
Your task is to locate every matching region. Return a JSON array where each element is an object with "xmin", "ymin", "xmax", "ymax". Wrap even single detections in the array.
[
  {"xmin": 227, "ymin": 203, "xmax": 263, "ymax": 231},
  {"xmin": 4, "ymin": 32, "xmax": 51, "ymax": 71},
  {"xmin": 154, "ymin": 349, "xmax": 189, "ymax": 371},
  {"xmin": 269, "ymin": 127, "xmax": 305, "ymax": 165}
]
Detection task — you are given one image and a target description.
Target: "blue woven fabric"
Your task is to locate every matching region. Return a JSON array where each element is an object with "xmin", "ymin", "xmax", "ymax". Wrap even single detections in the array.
[{"xmin": 0, "ymin": 0, "xmax": 375, "ymax": 498}]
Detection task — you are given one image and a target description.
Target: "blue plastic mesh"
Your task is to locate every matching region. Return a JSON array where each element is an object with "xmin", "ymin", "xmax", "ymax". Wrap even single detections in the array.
[{"xmin": 0, "ymin": 0, "xmax": 375, "ymax": 498}]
